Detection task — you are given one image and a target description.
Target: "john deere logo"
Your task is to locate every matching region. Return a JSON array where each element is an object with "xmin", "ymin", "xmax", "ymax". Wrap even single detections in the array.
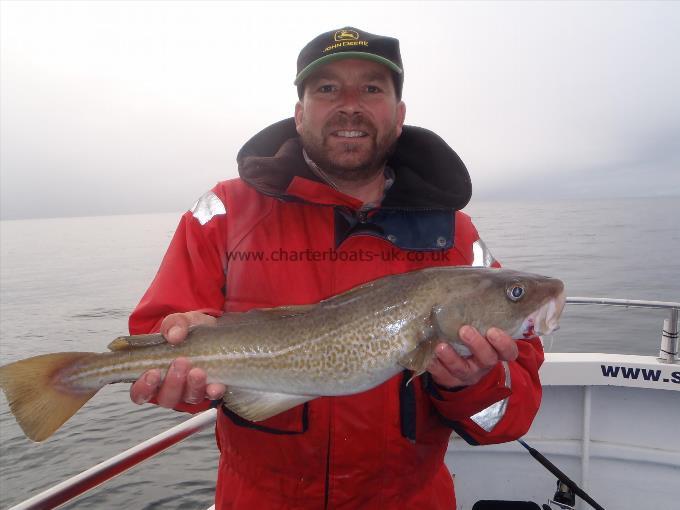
[
  {"xmin": 324, "ymin": 29, "xmax": 368, "ymax": 53},
  {"xmin": 334, "ymin": 30, "xmax": 359, "ymax": 42}
]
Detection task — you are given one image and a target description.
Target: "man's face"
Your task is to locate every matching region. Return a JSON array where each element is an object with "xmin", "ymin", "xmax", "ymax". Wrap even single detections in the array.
[{"xmin": 294, "ymin": 59, "xmax": 406, "ymax": 183}]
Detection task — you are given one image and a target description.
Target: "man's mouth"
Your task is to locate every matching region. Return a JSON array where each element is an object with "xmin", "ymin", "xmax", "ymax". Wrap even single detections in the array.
[{"xmin": 332, "ymin": 130, "xmax": 368, "ymax": 139}]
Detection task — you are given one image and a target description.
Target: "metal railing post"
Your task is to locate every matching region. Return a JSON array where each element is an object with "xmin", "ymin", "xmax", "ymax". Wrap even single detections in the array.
[{"xmin": 658, "ymin": 308, "xmax": 679, "ymax": 363}]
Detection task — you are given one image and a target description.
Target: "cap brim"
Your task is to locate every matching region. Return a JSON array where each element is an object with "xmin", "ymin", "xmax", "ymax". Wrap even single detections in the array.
[{"xmin": 294, "ymin": 51, "xmax": 403, "ymax": 86}]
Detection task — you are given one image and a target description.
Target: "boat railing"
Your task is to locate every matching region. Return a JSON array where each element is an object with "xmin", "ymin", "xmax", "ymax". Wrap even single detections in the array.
[
  {"xmin": 7, "ymin": 409, "xmax": 218, "ymax": 510},
  {"xmin": 6, "ymin": 297, "xmax": 679, "ymax": 510},
  {"xmin": 565, "ymin": 297, "xmax": 679, "ymax": 363}
]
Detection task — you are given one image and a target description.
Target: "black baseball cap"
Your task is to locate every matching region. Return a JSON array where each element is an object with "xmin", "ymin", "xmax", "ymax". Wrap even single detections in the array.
[{"xmin": 295, "ymin": 27, "xmax": 404, "ymax": 98}]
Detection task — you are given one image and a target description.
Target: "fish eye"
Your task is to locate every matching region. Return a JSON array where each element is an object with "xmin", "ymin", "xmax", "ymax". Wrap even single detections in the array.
[{"xmin": 507, "ymin": 285, "xmax": 525, "ymax": 301}]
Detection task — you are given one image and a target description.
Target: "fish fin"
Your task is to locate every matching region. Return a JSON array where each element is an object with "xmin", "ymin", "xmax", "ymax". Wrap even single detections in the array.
[
  {"xmin": 215, "ymin": 304, "xmax": 317, "ymax": 327},
  {"xmin": 107, "ymin": 333, "xmax": 165, "ymax": 351},
  {"xmin": 317, "ymin": 279, "xmax": 386, "ymax": 309},
  {"xmin": 398, "ymin": 308, "xmax": 442, "ymax": 380},
  {"xmin": 0, "ymin": 352, "xmax": 99, "ymax": 442},
  {"xmin": 261, "ymin": 304, "xmax": 317, "ymax": 315},
  {"xmin": 222, "ymin": 388, "xmax": 314, "ymax": 422},
  {"xmin": 398, "ymin": 338, "xmax": 439, "ymax": 378}
]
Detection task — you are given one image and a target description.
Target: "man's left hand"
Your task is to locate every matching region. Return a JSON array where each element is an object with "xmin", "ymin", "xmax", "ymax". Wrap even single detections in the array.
[{"xmin": 427, "ymin": 326, "xmax": 519, "ymax": 389}]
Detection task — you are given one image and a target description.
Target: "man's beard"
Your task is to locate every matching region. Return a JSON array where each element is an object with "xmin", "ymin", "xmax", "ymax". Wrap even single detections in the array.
[{"xmin": 300, "ymin": 115, "xmax": 398, "ymax": 183}]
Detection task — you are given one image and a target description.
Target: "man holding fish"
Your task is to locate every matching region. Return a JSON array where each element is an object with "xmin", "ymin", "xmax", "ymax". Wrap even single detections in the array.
[
  {"xmin": 0, "ymin": 27, "xmax": 562, "ymax": 510},
  {"xmin": 125, "ymin": 27, "xmax": 554, "ymax": 509}
]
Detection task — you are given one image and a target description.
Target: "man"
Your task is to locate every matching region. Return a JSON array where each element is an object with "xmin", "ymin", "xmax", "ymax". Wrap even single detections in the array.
[{"xmin": 129, "ymin": 27, "xmax": 543, "ymax": 509}]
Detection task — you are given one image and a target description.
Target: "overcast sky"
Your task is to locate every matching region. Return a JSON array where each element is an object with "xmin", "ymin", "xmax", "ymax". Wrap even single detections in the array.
[{"xmin": 1, "ymin": 1, "xmax": 679, "ymax": 220}]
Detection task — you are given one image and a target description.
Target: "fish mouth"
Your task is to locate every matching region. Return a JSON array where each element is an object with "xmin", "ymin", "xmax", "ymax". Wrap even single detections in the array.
[{"xmin": 515, "ymin": 291, "xmax": 566, "ymax": 338}]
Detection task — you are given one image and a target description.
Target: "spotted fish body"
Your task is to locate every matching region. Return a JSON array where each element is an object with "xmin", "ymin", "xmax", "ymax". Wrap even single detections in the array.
[{"xmin": 0, "ymin": 267, "xmax": 565, "ymax": 442}]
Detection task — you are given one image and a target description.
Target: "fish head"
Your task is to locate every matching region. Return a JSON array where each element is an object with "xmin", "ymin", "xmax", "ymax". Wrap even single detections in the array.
[{"xmin": 432, "ymin": 267, "xmax": 566, "ymax": 341}]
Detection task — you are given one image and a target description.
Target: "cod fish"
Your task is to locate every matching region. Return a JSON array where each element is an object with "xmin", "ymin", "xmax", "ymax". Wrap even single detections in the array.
[{"xmin": 0, "ymin": 267, "xmax": 565, "ymax": 442}]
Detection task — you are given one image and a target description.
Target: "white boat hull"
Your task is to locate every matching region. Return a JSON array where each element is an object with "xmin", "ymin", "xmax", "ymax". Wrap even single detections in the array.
[{"xmin": 447, "ymin": 353, "xmax": 680, "ymax": 510}]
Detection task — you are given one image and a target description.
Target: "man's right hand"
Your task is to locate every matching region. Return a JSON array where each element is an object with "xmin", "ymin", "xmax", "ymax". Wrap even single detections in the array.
[{"xmin": 129, "ymin": 312, "xmax": 227, "ymax": 408}]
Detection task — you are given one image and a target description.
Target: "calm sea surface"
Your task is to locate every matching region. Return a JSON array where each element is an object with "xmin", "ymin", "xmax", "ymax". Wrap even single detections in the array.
[{"xmin": 1, "ymin": 197, "xmax": 678, "ymax": 508}]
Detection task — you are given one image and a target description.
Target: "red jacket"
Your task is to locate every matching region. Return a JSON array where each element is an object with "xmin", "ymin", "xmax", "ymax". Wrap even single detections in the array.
[{"xmin": 130, "ymin": 119, "xmax": 544, "ymax": 509}]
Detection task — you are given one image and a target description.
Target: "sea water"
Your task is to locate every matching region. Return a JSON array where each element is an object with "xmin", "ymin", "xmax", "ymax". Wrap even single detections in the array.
[{"xmin": 0, "ymin": 197, "xmax": 678, "ymax": 508}]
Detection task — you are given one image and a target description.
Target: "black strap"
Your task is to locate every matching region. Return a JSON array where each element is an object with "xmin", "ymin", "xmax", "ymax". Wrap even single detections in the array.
[{"xmin": 221, "ymin": 403, "xmax": 309, "ymax": 435}]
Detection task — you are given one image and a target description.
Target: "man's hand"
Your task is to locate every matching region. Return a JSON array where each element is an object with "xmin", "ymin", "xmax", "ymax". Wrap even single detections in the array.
[
  {"xmin": 427, "ymin": 326, "xmax": 519, "ymax": 389},
  {"xmin": 130, "ymin": 312, "xmax": 227, "ymax": 408}
]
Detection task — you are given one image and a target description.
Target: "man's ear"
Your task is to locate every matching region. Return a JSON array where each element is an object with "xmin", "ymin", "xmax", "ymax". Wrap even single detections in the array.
[
  {"xmin": 294, "ymin": 101, "xmax": 304, "ymax": 136},
  {"xmin": 395, "ymin": 101, "xmax": 406, "ymax": 138}
]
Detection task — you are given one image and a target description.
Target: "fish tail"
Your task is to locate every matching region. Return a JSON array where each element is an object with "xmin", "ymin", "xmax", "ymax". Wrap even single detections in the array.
[{"xmin": 0, "ymin": 352, "xmax": 99, "ymax": 442}]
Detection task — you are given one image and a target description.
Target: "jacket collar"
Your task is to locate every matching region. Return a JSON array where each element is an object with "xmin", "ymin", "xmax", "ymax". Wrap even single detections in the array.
[{"xmin": 237, "ymin": 117, "xmax": 472, "ymax": 210}]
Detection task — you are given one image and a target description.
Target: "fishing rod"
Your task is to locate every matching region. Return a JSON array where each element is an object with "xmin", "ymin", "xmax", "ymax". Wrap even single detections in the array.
[{"xmin": 517, "ymin": 439, "xmax": 605, "ymax": 510}]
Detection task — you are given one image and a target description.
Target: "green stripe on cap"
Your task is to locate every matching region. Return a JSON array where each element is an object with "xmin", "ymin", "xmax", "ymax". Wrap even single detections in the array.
[{"xmin": 294, "ymin": 51, "xmax": 403, "ymax": 86}]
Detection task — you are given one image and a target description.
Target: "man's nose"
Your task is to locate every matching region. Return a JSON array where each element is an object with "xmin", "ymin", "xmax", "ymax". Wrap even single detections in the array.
[{"xmin": 337, "ymin": 87, "xmax": 363, "ymax": 114}]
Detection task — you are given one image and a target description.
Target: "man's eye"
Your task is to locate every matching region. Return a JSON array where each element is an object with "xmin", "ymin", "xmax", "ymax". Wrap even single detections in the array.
[
  {"xmin": 318, "ymin": 84, "xmax": 336, "ymax": 93},
  {"xmin": 366, "ymin": 85, "xmax": 382, "ymax": 93}
]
